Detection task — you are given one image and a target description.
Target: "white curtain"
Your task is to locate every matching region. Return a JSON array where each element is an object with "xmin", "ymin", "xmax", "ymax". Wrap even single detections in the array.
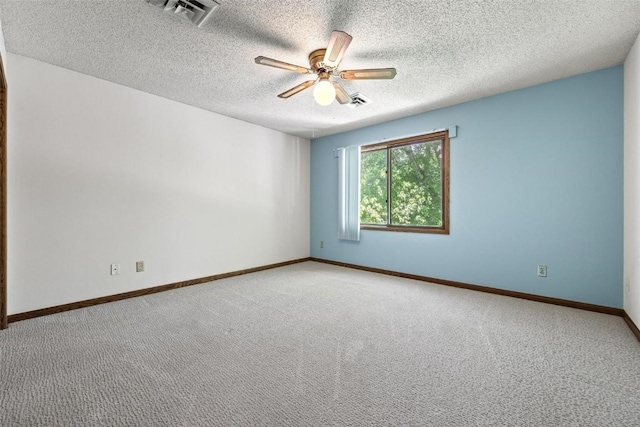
[{"xmin": 337, "ymin": 145, "xmax": 361, "ymax": 241}]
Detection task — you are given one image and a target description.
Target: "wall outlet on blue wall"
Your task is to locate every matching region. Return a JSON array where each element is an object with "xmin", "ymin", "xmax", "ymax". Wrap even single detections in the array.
[
  {"xmin": 320, "ymin": 241, "xmax": 324, "ymax": 249},
  {"xmin": 537, "ymin": 265, "xmax": 548, "ymax": 277}
]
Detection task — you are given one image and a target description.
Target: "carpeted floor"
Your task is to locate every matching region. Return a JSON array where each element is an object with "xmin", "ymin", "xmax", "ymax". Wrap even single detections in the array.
[{"xmin": 1, "ymin": 261, "xmax": 639, "ymax": 426}]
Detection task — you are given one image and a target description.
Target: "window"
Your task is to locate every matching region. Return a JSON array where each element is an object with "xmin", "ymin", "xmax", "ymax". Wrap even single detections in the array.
[{"xmin": 360, "ymin": 131, "xmax": 449, "ymax": 234}]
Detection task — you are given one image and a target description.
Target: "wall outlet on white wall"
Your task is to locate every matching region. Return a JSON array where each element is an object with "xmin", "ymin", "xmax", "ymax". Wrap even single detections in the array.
[
  {"xmin": 136, "ymin": 261, "xmax": 144, "ymax": 272},
  {"xmin": 537, "ymin": 265, "xmax": 547, "ymax": 277},
  {"xmin": 110, "ymin": 263, "xmax": 120, "ymax": 275},
  {"xmin": 625, "ymin": 277, "xmax": 631, "ymax": 293}
]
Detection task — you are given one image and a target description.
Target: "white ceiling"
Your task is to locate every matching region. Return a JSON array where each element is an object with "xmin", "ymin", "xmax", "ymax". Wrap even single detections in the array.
[{"xmin": 0, "ymin": 0, "xmax": 639, "ymax": 139}]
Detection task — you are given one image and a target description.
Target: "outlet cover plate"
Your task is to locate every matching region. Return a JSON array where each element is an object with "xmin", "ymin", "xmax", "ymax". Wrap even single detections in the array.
[
  {"xmin": 136, "ymin": 261, "xmax": 144, "ymax": 272},
  {"xmin": 110, "ymin": 263, "xmax": 120, "ymax": 275},
  {"xmin": 537, "ymin": 265, "xmax": 547, "ymax": 277}
]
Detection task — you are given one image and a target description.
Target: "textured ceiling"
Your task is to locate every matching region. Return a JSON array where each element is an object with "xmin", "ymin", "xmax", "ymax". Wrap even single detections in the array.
[{"xmin": 0, "ymin": 0, "xmax": 639, "ymax": 139}]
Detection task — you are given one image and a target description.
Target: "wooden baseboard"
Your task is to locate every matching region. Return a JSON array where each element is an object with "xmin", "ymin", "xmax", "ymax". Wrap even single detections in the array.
[
  {"xmin": 310, "ymin": 258, "xmax": 625, "ymax": 317},
  {"xmin": 7, "ymin": 257, "xmax": 311, "ymax": 324},
  {"xmin": 8, "ymin": 256, "xmax": 639, "ymax": 343},
  {"xmin": 623, "ymin": 312, "xmax": 640, "ymax": 342}
]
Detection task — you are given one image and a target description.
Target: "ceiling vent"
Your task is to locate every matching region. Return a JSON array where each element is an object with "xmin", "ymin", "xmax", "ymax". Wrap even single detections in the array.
[
  {"xmin": 146, "ymin": 0, "xmax": 220, "ymax": 28},
  {"xmin": 347, "ymin": 92, "xmax": 373, "ymax": 108}
]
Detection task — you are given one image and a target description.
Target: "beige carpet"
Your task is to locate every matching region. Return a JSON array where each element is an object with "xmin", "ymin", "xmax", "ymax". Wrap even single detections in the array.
[{"xmin": 1, "ymin": 261, "xmax": 638, "ymax": 426}]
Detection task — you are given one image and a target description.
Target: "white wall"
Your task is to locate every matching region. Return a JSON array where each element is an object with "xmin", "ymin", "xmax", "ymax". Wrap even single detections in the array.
[
  {"xmin": 624, "ymin": 32, "xmax": 640, "ymax": 325},
  {"xmin": 0, "ymin": 18, "xmax": 6, "ymax": 64},
  {"xmin": 7, "ymin": 53, "xmax": 310, "ymax": 314}
]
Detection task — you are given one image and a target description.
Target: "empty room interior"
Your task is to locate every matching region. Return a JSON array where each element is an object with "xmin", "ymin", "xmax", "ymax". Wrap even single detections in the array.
[{"xmin": 1, "ymin": 1, "xmax": 640, "ymax": 426}]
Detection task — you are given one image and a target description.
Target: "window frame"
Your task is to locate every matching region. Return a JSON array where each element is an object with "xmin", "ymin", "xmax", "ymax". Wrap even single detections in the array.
[{"xmin": 360, "ymin": 130, "xmax": 450, "ymax": 235}]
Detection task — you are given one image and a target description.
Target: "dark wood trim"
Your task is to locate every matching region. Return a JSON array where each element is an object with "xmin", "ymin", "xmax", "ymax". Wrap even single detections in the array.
[
  {"xmin": 0, "ymin": 54, "xmax": 7, "ymax": 330},
  {"xmin": 361, "ymin": 225, "xmax": 450, "ymax": 234},
  {"xmin": 7, "ymin": 257, "xmax": 311, "ymax": 324},
  {"xmin": 361, "ymin": 130, "xmax": 448, "ymax": 152},
  {"xmin": 310, "ymin": 258, "xmax": 624, "ymax": 317},
  {"xmin": 623, "ymin": 312, "xmax": 640, "ymax": 342},
  {"xmin": 7, "ymin": 256, "xmax": 639, "ymax": 342},
  {"xmin": 0, "ymin": 53, "xmax": 6, "ymax": 89},
  {"xmin": 442, "ymin": 129, "xmax": 450, "ymax": 235}
]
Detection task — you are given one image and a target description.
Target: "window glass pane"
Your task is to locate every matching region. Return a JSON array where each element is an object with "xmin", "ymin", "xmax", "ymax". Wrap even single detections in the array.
[
  {"xmin": 390, "ymin": 140, "xmax": 443, "ymax": 226},
  {"xmin": 360, "ymin": 150, "xmax": 387, "ymax": 225}
]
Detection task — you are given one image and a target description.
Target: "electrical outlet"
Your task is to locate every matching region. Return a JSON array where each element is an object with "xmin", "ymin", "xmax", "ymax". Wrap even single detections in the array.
[
  {"xmin": 625, "ymin": 277, "xmax": 631, "ymax": 293},
  {"xmin": 110, "ymin": 263, "xmax": 120, "ymax": 276},
  {"xmin": 320, "ymin": 241, "xmax": 324, "ymax": 249},
  {"xmin": 537, "ymin": 265, "xmax": 547, "ymax": 277},
  {"xmin": 136, "ymin": 261, "xmax": 144, "ymax": 272}
]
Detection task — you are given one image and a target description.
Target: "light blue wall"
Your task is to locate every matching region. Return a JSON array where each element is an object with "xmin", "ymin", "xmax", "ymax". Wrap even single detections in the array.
[{"xmin": 310, "ymin": 66, "xmax": 623, "ymax": 308}]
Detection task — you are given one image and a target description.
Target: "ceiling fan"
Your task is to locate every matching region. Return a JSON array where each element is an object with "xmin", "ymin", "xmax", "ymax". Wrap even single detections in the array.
[{"xmin": 255, "ymin": 31, "xmax": 397, "ymax": 106}]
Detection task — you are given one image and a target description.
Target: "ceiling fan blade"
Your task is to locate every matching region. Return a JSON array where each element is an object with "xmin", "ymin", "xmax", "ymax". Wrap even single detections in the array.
[
  {"xmin": 332, "ymin": 82, "xmax": 352, "ymax": 105},
  {"xmin": 339, "ymin": 68, "xmax": 397, "ymax": 80},
  {"xmin": 277, "ymin": 80, "xmax": 317, "ymax": 98},
  {"xmin": 255, "ymin": 56, "xmax": 312, "ymax": 74},
  {"xmin": 323, "ymin": 30, "xmax": 353, "ymax": 68}
]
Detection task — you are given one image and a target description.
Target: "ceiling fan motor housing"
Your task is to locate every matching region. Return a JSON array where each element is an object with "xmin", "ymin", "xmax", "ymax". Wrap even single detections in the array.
[{"xmin": 309, "ymin": 49, "xmax": 330, "ymax": 74}]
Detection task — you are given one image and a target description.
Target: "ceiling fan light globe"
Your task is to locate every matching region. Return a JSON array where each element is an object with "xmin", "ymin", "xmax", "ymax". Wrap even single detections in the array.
[{"xmin": 313, "ymin": 80, "xmax": 336, "ymax": 106}]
